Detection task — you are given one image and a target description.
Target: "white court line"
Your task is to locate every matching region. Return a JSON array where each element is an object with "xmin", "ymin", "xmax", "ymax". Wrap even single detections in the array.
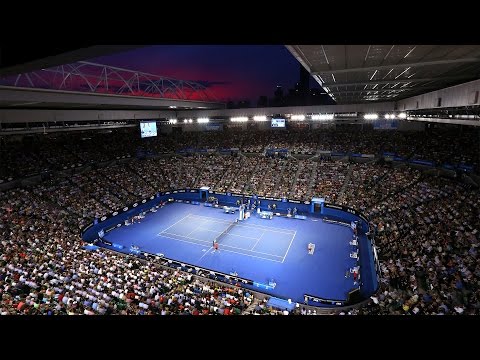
[
  {"xmin": 157, "ymin": 214, "xmax": 291, "ymax": 259},
  {"xmin": 160, "ymin": 232, "xmax": 282, "ymax": 263},
  {"xmin": 195, "ymin": 227, "xmax": 222, "ymax": 235},
  {"xmin": 191, "ymin": 214, "xmax": 232, "ymax": 224},
  {"xmin": 158, "ymin": 213, "xmax": 192, "ymax": 235},
  {"xmin": 210, "ymin": 246, "xmax": 283, "ymax": 263},
  {"xmin": 250, "ymin": 230, "xmax": 265, "ymax": 251},
  {"xmin": 190, "ymin": 213, "xmax": 296, "ymax": 234},
  {"xmin": 160, "ymin": 233, "xmax": 211, "ymax": 248},
  {"xmin": 162, "ymin": 232, "xmax": 211, "ymax": 245},
  {"xmin": 238, "ymin": 247, "xmax": 283, "ymax": 258},
  {"xmin": 282, "ymin": 230, "xmax": 297, "ymax": 263},
  {"xmin": 197, "ymin": 246, "xmax": 213, "ymax": 262},
  {"xmin": 227, "ymin": 232, "xmax": 262, "ymax": 241},
  {"xmin": 161, "ymin": 231, "xmax": 283, "ymax": 258},
  {"xmin": 208, "ymin": 217, "xmax": 296, "ymax": 234},
  {"xmin": 185, "ymin": 219, "xmax": 208, "ymax": 237},
  {"xmin": 230, "ymin": 223, "xmax": 295, "ymax": 235},
  {"xmin": 192, "ymin": 213, "xmax": 295, "ymax": 232},
  {"xmin": 196, "ymin": 226, "xmax": 260, "ymax": 241}
]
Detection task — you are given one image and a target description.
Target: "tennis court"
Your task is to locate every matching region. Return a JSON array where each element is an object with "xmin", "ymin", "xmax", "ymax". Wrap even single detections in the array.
[
  {"xmin": 158, "ymin": 213, "xmax": 296, "ymax": 263},
  {"xmin": 102, "ymin": 201, "xmax": 358, "ymax": 303}
]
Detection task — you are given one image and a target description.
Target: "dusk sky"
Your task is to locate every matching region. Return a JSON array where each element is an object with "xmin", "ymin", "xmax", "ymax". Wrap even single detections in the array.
[{"xmin": 89, "ymin": 45, "xmax": 321, "ymax": 103}]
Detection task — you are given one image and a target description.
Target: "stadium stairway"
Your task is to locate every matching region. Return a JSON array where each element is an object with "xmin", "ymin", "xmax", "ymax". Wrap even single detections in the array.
[
  {"xmin": 215, "ymin": 161, "xmax": 239, "ymax": 189},
  {"xmin": 373, "ymin": 175, "xmax": 449, "ymax": 219},
  {"xmin": 82, "ymin": 173, "xmax": 125, "ymax": 209},
  {"xmin": 349, "ymin": 165, "xmax": 390, "ymax": 200},
  {"xmin": 97, "ymin": 168, "xmax": 141, "ymax": 199},
  {"xmin": 371, "ymin": 171, "xmax": 389, "ymax": 187},
  {"xmin": 469, "ymin": 173, "xmax": 480, "ymax": 187},
  {"xmin": 271, "ymin": 159, "xmax": 289, "ymax": 196},
  {"xmin": 125, "ymin": 162, "xmax": 156, "ymax": 188},
  {"xmin": 289, "ymin": 153, "xmax": 299, "ymax": 162},
  {"xmin": 290, "ymin": 160, "xmax": 306, "ymax": 192},
  {"xmin": 243, "ymin": 299, "xmax": 260, "ymax": 315},
  {"xmin": 307, "ymin": 160, "xmax": 318, "ymax": 198},
  {"xmin": 65, "ymin": 176, "xmax": 115, "ymax": 213},
  {"xmin": 336, "ymin": 164, "xmax": 354, "ymax": 204},
  {"xmin": 29, "ymin": 190, "xmax": 80, "ymax": 221},
  {"xmin": 262, "ymin": 145, "xmax": 269, "ymax": 157},
  {"xmin": 372, "ymin": 171, "xmax": 422, "ymax": 207},
  {"xmin": 244, "ymin": 156, "xmax": 270, "ymax": 195},
  {"xmin": 300, "ymin": 152, "xmax": 319, "ymax": 161},
  {"xmin": 214, "ymin": 156, "xmax": 249, "ymax": 193}
]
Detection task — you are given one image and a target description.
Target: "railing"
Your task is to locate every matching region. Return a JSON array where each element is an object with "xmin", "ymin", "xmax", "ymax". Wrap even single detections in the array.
[{"xmin": 80, "ymin": 188, "xmax": 379, "ymax": 309}]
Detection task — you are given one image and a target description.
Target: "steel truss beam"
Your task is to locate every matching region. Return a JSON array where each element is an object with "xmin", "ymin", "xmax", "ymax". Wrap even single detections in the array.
[{"xmin": 0, "ymin": 61, "xmax": 219, "ymax": 102}]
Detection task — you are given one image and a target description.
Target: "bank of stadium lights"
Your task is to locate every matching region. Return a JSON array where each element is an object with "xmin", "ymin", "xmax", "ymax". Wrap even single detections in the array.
[
  {"xmin": 384, "ymin": 113, "xmax": 407, "ymax": 119},
  {"xmin": 363, "ymin": 113, "xmax": 379, "ymax": 120},
  {"xmin": 168, "ymin": 119, "xmax": 177, "ymax": 124},
  {"xmin": 253, "ymin": 116, "xmax": 267, "ymax": 122},
  {"xmin": 230, "ymin": 117, "xmax": 249, "ymax": 122},
  {"xmin": 291, "ymin": 115, "xmax": 305, "ymax": 121},
  {"xmin": 311, "ymin": 114, "xmax": 334, "ymax": 121},
  {"xmin": 183, "ymin": 119, "xmax": 193, "ymax": 124},
  {"xmin": 197, "ymin": 118, "xmax": 210, "ymax": 123}
]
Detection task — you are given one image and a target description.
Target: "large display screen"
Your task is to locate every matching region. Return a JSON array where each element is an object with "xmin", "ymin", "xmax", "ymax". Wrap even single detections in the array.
[
  {"xmin": 140, "ymin": 121, "xmax": 157, "ymax": 138},
  {"xmin": 271, "ymin": 118, "xmax": 286, "ymax": 128}
]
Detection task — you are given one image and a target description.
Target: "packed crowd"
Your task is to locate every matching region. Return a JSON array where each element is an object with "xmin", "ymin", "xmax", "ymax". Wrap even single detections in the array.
[
  {"xmin": 0, "ymin": 188, "xmax": 260, "ymax": 315},
  {"xmin": 1, "ymin": 125, "xmax": 478, "ymax": 183},
  {"xmin": 363, "ymin": 178, "xmax": 480, "ymax": 315},
  {"xmin": 1, "ymin": 124, "xmax": 479, "ymax": 315}
]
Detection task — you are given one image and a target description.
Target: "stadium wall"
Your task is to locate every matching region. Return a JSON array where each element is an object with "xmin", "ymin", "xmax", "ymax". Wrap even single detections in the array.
[
  {"xmin": 81, "ymin": 188, "xmax": 378, "ymax": 305},
  {"xmin": 396, "ymin": 78, "xmax": 480, "ymax": 110},
  {"xmin": 175, "ymin": 103, "xmax": 395, "ymax": 118}
]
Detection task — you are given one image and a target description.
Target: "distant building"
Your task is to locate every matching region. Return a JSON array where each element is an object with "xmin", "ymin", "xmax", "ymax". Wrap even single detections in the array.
[
  {"xmin": 257, "ymin": 95, "xmax": 268, "ymax": 107},
  {"xmin": 273, "ymin": 85, "xmax": 286, "ymax": 106},
  {"xmin": 299, "ymin": 65, "xmax": 310, "ymax": 97},
  {"xmin": 237, "ymin": 99, "xmax": 251, "ymax": 108}
]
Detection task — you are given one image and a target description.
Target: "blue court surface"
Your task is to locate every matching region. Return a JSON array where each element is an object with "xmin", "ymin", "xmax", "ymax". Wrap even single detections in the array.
[{"xmin": 103, "ymin": 202, "xmax": 359, "ymax": 303}]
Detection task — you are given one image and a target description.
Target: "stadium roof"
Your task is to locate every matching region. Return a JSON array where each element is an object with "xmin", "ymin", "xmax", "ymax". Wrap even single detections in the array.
[
  {"xmin": 0, "ymin": 87, "xmax": 223, "ymax": 110},
  {"xmin": 0, "ymin": 46, "xmax": 145, "ymax": 77},
  {"xmin": 2, "ymin": 45, "xmax": 480, "ymax": 110},
  {"xmin": 286, "ymin": 45, "xmax": 480, "ymax": 103}
]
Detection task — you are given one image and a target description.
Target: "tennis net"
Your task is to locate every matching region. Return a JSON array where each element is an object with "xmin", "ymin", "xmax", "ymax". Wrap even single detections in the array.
[{"xmin": 214, "ymin": 221, "xmax": 237, "ymax": 244}]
